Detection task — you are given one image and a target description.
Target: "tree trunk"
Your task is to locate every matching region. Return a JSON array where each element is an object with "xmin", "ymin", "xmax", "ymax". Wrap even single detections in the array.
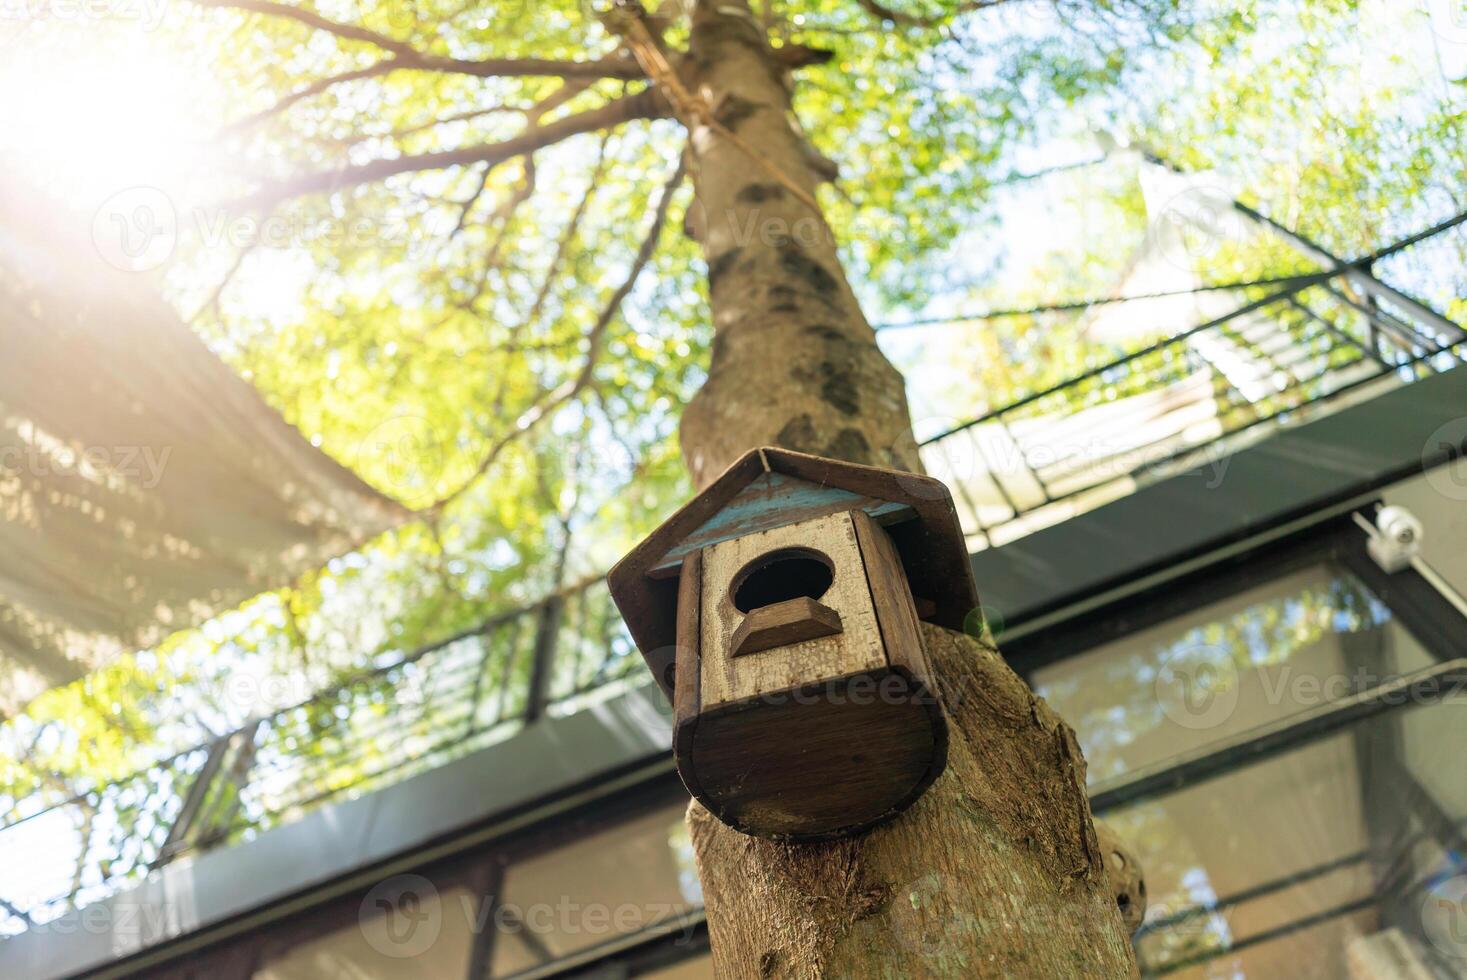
[
  {"xmin": 677, "ymin": 2, "xmax": 1139, "ymax": 976},
  {"xmin": 688, "ymin": 624, "xmax": 1136, "ymax": 978},
  {"xmin": 678, "ymin": 0, "xmax": 922, "ymax": 489}
]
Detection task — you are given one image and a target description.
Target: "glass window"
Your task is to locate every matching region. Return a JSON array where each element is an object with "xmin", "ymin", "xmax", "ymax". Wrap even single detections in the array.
[
  {"xmin": 487, "ymin": 803, "xmax": 702, "ymax": 978},
  {"xmin": 642, "ymin": 956, "xmax": 714, "ymax": 978},
  {"xmin": 1034, "ymin": 562, "xmax": 1438, "ymax": 784},
  {"xmin": 250, "ymin": 799, "xmax": 705, "ymax": 980},
  {"xmin": 1105, "ymin": 700, "xmax": 1466, "ymax": 978},
  {"xmin": 255, "ymin": 885, "xmax": 477, "ymax": 980}
]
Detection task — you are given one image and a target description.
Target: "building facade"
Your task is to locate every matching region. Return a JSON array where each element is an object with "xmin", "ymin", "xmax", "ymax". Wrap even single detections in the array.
[{"xmin": 2, "ymin": 228, "xmax": 1466, "ymax": 979}]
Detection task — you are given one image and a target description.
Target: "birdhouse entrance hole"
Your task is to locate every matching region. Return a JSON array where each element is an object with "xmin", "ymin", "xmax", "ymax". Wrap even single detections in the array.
[
  {"xmin": 608, "ymin": 448, "xmax": 980, "ymax": 840},
  {"xmin": 731, "ymin": 548, "xmax": 833, "ymax": 613}
]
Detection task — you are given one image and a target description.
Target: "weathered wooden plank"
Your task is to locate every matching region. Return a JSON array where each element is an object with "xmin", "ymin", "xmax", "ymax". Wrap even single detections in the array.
[
  {"xmin": 851, "ymin": 509, "xmax": 938, "ymax": 701},
  {"xmin": 699, "ymin": 511, "xmax": 885, "ymax": 709},
  {"xmin": 729, "ymin": 596, "xmax": 842, "ymax": 658},
  {"xmin": 673, "ymin": 548, "xmax": 703, "ymax": 728},
  {"xmin": 672, "ymin": 547, "xmax": 705, "ymax": 805}
]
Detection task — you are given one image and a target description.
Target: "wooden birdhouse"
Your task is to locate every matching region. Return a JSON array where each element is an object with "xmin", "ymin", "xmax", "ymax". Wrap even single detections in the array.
[{"xmin": 608, "ymin": 448, "xmax": 979, "ymax": 841}]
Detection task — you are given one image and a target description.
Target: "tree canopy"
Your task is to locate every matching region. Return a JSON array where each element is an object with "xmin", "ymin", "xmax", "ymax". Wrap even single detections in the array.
[{"xmin": 0, "ymin": 0, "xmax": 1463, "ymax": 855}]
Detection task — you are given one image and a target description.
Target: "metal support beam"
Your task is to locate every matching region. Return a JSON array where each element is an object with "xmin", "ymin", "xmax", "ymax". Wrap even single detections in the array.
[
  {"xmin": 1139, "ymin": 147, "xmax": 1464, "ymax": 343},
  {"xmin": 1231, "ymin": 202, "xmax": 1462, "ymax": 343},
  {"xmin": 524, "ymin": 595, "xmax": 564, "ymax": 723},
  {"xmin": 149, "ymin": 736, "xmax": 232, "ymax": 871}
]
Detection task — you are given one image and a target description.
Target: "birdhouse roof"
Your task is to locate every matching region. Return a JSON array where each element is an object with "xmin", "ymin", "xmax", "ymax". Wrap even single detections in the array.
[{"xmin": 608, "ymin": 448, "xmax": 979, "ymax": 699}]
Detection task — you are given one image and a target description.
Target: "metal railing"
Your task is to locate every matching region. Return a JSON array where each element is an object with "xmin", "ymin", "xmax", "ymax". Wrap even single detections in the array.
[
  {"xmin": 0, "ymin": 211, "xmax": 1463, "ymax": 938},
  {"xmin": 918, "ymin": 210, "xmax": 1467, "ymax": 548},
  {"xmin": 0, "ymin": 577, "xmax": 642, "ymax": 934}
]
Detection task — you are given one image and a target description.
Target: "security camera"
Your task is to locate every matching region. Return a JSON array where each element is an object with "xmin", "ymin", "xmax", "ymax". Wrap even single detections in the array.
[{"xmin": 1367, "ymin": 505, "xmax": 1423, "ymax": 573}]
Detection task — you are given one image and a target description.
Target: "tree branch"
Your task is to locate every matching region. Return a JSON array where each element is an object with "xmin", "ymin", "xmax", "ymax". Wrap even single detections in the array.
[
  {"xmin": 309, "ymin": 103, "xmax": 529, "ymax": 150},
  {"xmin": 557, "ymin": 151, "xmax": 687, "ymax": 409},
  {"xmin": 191, "ymin": 0, "xmax": 645, "ymax": 79},
  {"xmin": 0, "ymin": 897, "xmax": 34, "ymax": 927},
  {"xmin": 392, "ymin": 103, "xmax": 525, "ymax": 139},
  {"xmin": 189, "ymin": 239, "xmax": 258, "ymax": 323},
  {"xmin": 225, "ymin": 61, "xmax": 396, "ymax": 134},
  {"xmin": 242, "ymin": 89, "xmax": 669, "ymax": 205},
  {"xmin": 772, "ymin": 42, "xmax": 836, "ymax": 67},
  {"xmin": 449, "ymin": 163, "xmax": 493, "ymax": 239},
  {"xmin": 427, "ymin": 152, "xmax": 687, "ymax": 514},
  {"xmin": 525, "ymin": 77, "xmax": 596, "ymax": 126},
  {"xmin": 853, "ymin": 0, "xmax": 1004, "ymax": 29},
  {"xmin": 473, "ymin": 157, "xmax": 538, "ymax": 262},
  {"xmin": 517, "ymin": 128, "xmax": 615, "ymax": 330}
]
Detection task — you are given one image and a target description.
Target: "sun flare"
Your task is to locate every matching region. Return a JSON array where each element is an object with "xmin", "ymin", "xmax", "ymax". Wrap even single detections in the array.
[{"xmin": 0, "ymin": 18, "xmax": 220, "ymax": 210}]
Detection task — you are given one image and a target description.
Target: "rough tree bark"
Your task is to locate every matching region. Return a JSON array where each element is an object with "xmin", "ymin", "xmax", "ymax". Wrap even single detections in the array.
[
  {"xmin": 675, "ymin": 2, "xmax": 1138, "ymax": 976},
  {"xmin": 687, "ymin": 625, "xmax": 1137, "ymax": 978},
  {"xmin": 677, "ymin": 0, "xmax": 922, "ymax": 490}
]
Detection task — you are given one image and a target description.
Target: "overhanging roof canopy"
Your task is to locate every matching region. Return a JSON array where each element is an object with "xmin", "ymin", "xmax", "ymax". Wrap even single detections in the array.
[{"xmin": 0, "ymin": 181, "xmax": 411, "ymax": 718}]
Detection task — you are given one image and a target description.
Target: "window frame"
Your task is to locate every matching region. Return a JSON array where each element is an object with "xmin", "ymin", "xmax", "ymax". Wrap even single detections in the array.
[
  {"xmin": 1003, "ymin": 508, "xmax": 1463, "ymax": 684},
  {"xmin": 1004, "ymin": 506, "xmax": 1467, "ymax": 977}
]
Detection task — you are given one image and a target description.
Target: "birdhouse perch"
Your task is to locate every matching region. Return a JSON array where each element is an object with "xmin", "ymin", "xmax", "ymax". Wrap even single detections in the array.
[{"xmin": 609, "ymin": 448, "xmax": 978, "ymax": 841}]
